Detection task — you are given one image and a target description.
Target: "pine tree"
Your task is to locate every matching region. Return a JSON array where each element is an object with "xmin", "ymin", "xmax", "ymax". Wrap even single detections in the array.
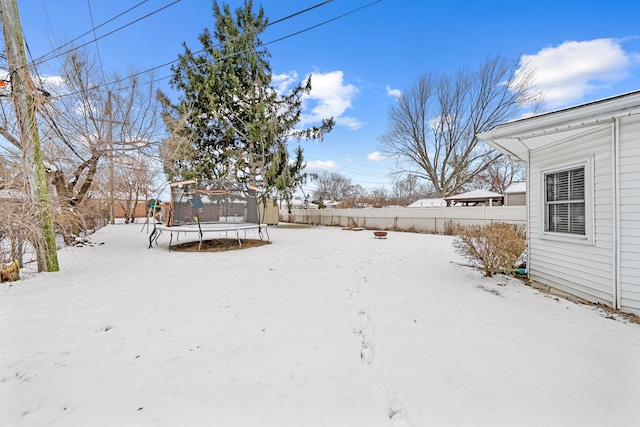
[{"xmin": 160, "ymin": 0, "xmax": 333, "ymax": 202}]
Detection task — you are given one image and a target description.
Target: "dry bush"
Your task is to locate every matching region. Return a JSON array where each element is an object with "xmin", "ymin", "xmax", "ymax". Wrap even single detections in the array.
[
  {"xmin": 442, "ymin": 220, "xmax": 457, "ymax": 235},
  {"xmin": 453, "ymin": 222, "xmax": 526, "ymax": 277},
  {"xmin": 0, "ymin": 196, "xmax": 42, "ymax": 268},
  {"xmin": 0, "ymin": 194, "xmax": 107, "ymax": 275},
  {"xmin": 52, "ymin": 198, "xmax": 107, "ymax": 244},
  {"xmin": 1, "ymin": 259, "xmax": 20, "ymax": 282}
]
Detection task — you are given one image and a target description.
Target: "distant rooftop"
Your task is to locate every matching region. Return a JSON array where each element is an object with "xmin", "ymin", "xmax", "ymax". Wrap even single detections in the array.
[
  {"xmin": 504, "ymin": 182, "xmax": 526, "ymax": 194},
  {"xmin": 407, "ymin": 198, "xmax": 446, "ymax": 208}
]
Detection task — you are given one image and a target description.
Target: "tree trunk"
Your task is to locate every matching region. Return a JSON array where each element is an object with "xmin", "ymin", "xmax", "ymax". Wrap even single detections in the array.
[{"xmin": 0, "ymin": 0, "xmax": 59, "ymax": 272}]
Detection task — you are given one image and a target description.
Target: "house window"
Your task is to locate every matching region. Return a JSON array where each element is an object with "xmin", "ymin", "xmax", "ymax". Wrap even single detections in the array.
[{"xmin": 544, "ymin": 166, "xmax": 585, "ymax": 235}]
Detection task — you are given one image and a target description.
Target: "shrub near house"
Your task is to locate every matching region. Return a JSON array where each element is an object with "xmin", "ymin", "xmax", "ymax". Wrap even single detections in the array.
[{"xmin": 453, "ymin": 223, "xmax": 527, "ymax": 277}]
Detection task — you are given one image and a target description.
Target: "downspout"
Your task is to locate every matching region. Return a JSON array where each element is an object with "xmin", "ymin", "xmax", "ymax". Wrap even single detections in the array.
[
  {"xmin": 612, "ymin": 119, "xmax": 621, "ymax": 309},
  {"xmin": 526, "ymin": 148, "xmax": 531, "ymax": 281}
]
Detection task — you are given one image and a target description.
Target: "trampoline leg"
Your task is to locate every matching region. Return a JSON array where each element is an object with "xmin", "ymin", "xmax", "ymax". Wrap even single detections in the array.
[
  {"xmin": 168, "ymin": 233, "xmax": 174, "ymax": 252},
  {"xmin": 236, "ymin": 230, "xmax": 242, "ymax": 248},
  {"xmin": 259, "ymin": 225, "xmax": 269, "ymax": 241},
  {"xmin": 148, "ymin": 229, "xmax": 156, "ymax": 249}
]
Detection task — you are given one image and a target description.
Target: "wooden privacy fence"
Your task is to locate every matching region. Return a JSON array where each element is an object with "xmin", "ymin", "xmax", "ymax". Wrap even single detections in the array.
[{"xmin": 283, "ymin": 206, "xmax": 526, "ymax": 233}]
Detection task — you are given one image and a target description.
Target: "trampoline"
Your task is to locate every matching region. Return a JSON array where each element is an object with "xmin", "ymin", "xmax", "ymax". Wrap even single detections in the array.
[{"xmin": 148, "ymin": 179, "xmax": 269, "ymax": 251}]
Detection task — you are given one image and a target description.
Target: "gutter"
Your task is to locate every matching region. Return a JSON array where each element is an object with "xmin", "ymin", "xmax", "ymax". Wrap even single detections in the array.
[
  {"xmin": 483, "ymin": 93, "xmax": 640, "ymax": 140},
  {"xmin": 526, "ymin": 148, "xmax": 531, "ymax": 281}
]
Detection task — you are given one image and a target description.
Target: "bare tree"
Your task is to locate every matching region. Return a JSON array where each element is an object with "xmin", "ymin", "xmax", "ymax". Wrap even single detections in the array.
[
  {"xmin": 365, "ymin": 187, "xmax": 388, "ymax": 208},
  {"xmin": 379, "ymin": 55, "xmax": 543, "ymax": 197},
  {"xmin": 0, "ymin": 161, "xmax": 34, "ymax": 266},
  {"xmin": 471, "ymin": 155, "xmax": 524, "ymax": 194},
  {"xmin": 389, "ymin": 174, "xmax": 432, "ymax": 206},
  {"xmin": 39, "ymin": 51, "xmax": 162, "ymax": 234},
  {"xmin": 112, "ymin": 154, "xmax": 161, "ymax": 223},
  {"xmin": 342, "ymin": 184, "xmax": 365, "ymax": 208},
  {"xmin": 312, "ymin": 171, "xmax": 355, "ymax": 203}
]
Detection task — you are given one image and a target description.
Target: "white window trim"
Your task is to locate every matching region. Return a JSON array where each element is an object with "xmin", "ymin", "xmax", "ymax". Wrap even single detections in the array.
[{"xmin": 539, "ymin": 157, "xmax": 594, "ymax": 245}]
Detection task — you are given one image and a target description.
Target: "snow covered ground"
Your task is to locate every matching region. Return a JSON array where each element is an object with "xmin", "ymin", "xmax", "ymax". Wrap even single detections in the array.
[{"xmin": 1, "ymin": 224, "xmax": 639, "ymax": 426}]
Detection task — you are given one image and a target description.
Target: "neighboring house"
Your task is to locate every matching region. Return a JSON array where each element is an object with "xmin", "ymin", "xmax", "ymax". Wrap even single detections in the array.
[
  {"xmin": 407, "ymin": 198, "xmax": 446, "ymax": 208},
  {"xmin": 322, "ymin": 200, "xmax": 344, "ymax": 209},
  {"xmin": 113, "ymin": 200, "xmax": 149, "ymax": 219},
  {"xmin": 283, "ymin": 199, "xmax": 319, "ymax": 210},
  {"xmin": 444, "ymin": 190, "xmax": 504, "ymax": 206},
  {"xmin": 478, "ymin": 90, "xmax": 640, "ymax": 315},
  {"xmin": 504, "ymin": 181, "xmax": 526, "ymax": 206}
]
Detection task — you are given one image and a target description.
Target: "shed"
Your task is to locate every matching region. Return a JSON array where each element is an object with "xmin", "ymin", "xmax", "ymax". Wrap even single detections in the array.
[
  {"xmin": 504, "ymin": 181, "xmax": 526, "ymax": 206},
  {"xmin": 444, "ymin": 190, "xmax": 504, "ymax": 206},
  {"xmin": 259, "ymin": 199, "xmax": 280, "ymax": 225},
  {"xmin": 478, "ymin": 90, "xmax": 640, "ymax": 315}
]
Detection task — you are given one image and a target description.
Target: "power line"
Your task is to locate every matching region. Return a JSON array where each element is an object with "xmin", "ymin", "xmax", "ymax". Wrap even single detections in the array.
[
  {"xmin": 269, "ymin": 0, "xmax": 333, "ymax": 26},
  {"xmin": 32, "ymin": 1, "xmax": 388, "ymax": 189},
  {"xmin": 48, "ymin": 0, "xmax": 382, "ymax": 100},
  {"xmin": 48, "ymin": 0, "xmax": 339, "ymax": 98},
  {"xmin": 38, "ymin": 0, "xmax": 333, "ymax": 70},
  {"xmin": 263, "ymin": 0, "xmax": 382, "ymax": 48},
  {"xmin": 87, "ymin": 0, "xmax": 109, "ymax": 83},
  {"xmin": 32, "ymin": 0, "xmax": 151, "ymax": 65},
  {"xmin": 31, "ymin": 0, "xmax": 182, "ymax": 67},
  {"xmin": 303, "ymin": 150, "xmax": 390, "ymax": 178}
]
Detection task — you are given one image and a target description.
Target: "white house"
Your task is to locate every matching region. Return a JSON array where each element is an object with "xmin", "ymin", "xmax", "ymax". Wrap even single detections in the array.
[{"xmin": 479, "ymin": 90, "xmax": 640, "ymax": 315}]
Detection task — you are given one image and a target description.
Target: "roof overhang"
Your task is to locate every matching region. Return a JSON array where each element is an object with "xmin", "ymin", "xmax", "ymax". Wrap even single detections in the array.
[{"xmin": 478, "ymin": 90, "xmax": 640, "ymax": 162}]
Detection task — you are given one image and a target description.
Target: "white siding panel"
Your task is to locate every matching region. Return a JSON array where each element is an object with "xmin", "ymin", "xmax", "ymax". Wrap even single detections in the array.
[
  {"xmin": 618, "ymin": 171, "xmax": 640, "ymax": 186},
  {"xmin": 620, "ymin": 265, "xmax": 640, "ymax": 279},
  {"xmin": 531, "ymin": 249, "xmax": 613, "ymax": 280},
  {"xmin": 529, "ymin": 271, "xmax": 612, "ymax": 304},
  {"xmin": 619, "ymin": 115, "xmax": 640, "ymax": 314},
  {"xmin": 528, "ymin": 125, "xmax": 615, "ymax": 306},
  {"xmin": 620, "ymin": 236, "xmax": 640, "ymax": 251},
  {"xmin": 621, "ymin": 196, "xmax": 640, "ymax": 205},
  {"xmin": 619, "ymin": 147, "xmax": 640, "ymax": 162},
  {"xmin": 620, "ymin": 228, "xmax": 640, "ymax": 239}
]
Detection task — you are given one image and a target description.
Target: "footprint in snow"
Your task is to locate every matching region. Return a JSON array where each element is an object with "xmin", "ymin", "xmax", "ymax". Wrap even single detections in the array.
[
  {"xmin": 354, "ymin": 309, "xmax": 374, "ymax": 365},
  {"xmin": 388, "ymin": 400, "xmax": 406, "ymax": 427}
]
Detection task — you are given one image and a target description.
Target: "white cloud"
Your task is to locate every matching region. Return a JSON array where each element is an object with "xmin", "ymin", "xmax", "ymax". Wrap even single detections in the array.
[
  {"xmin": 300, "ymin": 70, "xmax": 363, "ymax": 130},
  {"xmin": 304, "ymin": 160, "xmax": 340, "ymax": 173},
  {"xmin": 272, "ymin": 71, "xmax": 298, "ymax": 94},
  {"xmin": 385, "ymin": 85, "xmax": 402, "ymax": 98},
  {"xmin": 520, "ymin": 38, "xmax": 638, "ymax": 107},
  {"xmin": 335, "ymin": 116, "xmax": 363, "ymax": 129},
  {"xmin": 42, "ymin": 75, "xmax": 68, "ymax": 97},
  {"xmin": 0, "ymin": 70, "xmax": 66, "ymax": 98},
  {"xmin": 367, "ymin": 151, "xmax": 385, "ymax": 161}
]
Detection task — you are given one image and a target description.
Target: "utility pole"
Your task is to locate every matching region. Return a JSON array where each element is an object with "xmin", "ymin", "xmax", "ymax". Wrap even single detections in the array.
[
  {"xmin": 96, "ymin": 91, "xmax": 127, "ymax": 225},
  {"xmin": 106, "ymin": 91, "xmax": 115, "ymax": 224},
  {"xmin": 0, "ymin": 0, "xmax": 59, "ymax": 272}
]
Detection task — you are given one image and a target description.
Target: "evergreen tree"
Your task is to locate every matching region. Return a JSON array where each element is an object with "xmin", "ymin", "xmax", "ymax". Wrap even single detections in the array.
[{"xmin": 160, "ymin": 0, "xmax": 333, "ymax": 203}]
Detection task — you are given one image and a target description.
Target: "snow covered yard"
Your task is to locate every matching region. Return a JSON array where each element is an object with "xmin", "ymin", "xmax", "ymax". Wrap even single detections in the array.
[{"xmin": 1, "ymin": 225, "xmax": 639, "ymax": 426}]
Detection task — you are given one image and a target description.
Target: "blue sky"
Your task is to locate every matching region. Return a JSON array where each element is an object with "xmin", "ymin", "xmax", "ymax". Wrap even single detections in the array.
[{"xmin": 17, "ymin": 0, "xmax": 640, "ymax": 194}]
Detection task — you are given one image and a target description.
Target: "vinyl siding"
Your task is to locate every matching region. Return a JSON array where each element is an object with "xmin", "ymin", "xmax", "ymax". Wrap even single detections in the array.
[
  {"xmin": 618, "ymin": 115, "xmax": 640, "ymax": 314},
  {"xmin": 528, "ymin": 124, "xmax": 615, "ymax": 306}
]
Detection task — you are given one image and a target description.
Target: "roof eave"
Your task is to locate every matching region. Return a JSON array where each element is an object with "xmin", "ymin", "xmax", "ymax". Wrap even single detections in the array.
[{"xmin": 478, "ymin": 90, "xmax": 640, "ymax": 161}]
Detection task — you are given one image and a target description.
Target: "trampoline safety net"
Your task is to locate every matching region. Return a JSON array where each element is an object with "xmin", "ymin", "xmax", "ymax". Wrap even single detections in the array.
[{"xmin": 167, "ymin": 180, "xmax": 260, "ymax": 226}]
